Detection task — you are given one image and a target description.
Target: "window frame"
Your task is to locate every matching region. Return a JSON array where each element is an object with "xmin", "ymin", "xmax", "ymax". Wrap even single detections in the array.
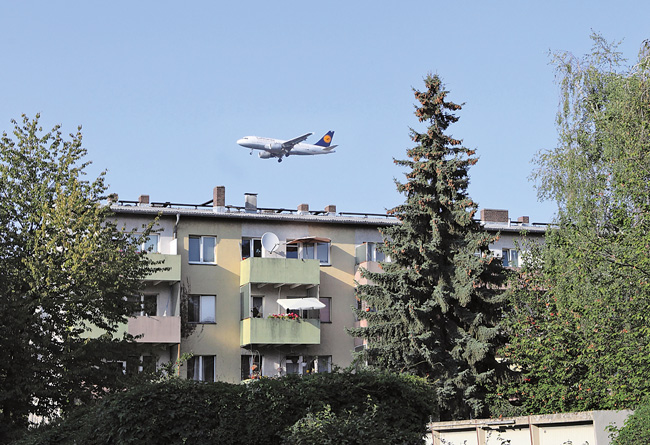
[
  {"xmin": 294, "ymin": 241, "xmax": 331, "ymax": 265},
  {"xmin": 189, "ymin": 235, "xmax": 217, "ymax": 264},
  {"xmin": 188, "ymin": 295, "xmax": 216, "ymax": 324},
  {"xmin": 135, "ymin": 233, "xmax": 160, "ymax": 253},
  {"xmin": 284, "ymin": 355, "xmax": 331, "ymax": 375},
  {"xmin": 240, "ymin": 354, "xmax": 263, "ymax": 380},
  {"xmin": 319, "ymin": 297, "xmax": 332, "ymax": 323},
  {"xmin": 367, "ymin": 242, "xmax": 390, "ymax": 263},
  {"xmin": 187, "ymin": 355, "xmax": 216, "ymax": 382},
  {"xmin": 241, "ymin": 237, "xmax": 262, "ymax": 259},
  {"xmin": 501, "ymin": 248, "xmax": 519, "ymax": 267}
]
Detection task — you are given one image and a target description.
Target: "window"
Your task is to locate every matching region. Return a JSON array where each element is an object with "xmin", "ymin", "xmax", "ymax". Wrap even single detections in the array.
[
  {"xmin": 284, "ymin": 355, "xmax": 331, "ymax": 375},
  {"xmin": 300, "ymin": 242, "xmax": 330, "ymax": 264},
  {"xmin": 285, "ymin": 355, "xmax": 301, "ymax": 375},
  {"xmin": 142, "ymin": 234, "xmax": 159, "ymax": 253},
  {"xmin": 286, "ymin": 238, "xmax": 331, "ymax": 264},
  {"xmin": 285, "ymin": 238, "xmax": 331, "ymax": 264},
  {"xmin": 141, "ymin": 294, "xmax": 157, "ymax": 316},
  {"xmin": 251, "ymin": 296, "xmax": 264, "ymax": 318},
  {"xmin": 240, "ymin": 355, "xmax": 262, "ymax": 380},
  {"xmin": 286, "ymin": 244, "xmax": 298, "ymax": 259},
  {"xmin": 128, "ymin": 294, "xmax": 157, "ymax": 316},
  {"xmin": 241, "ymin": 237, "xmax": 262, "ymax": 259},
  {"xmin": 502, "ymin": 248, "xmax": 519, "ymax": 267},
  {"xmin": 319, "ymin": 297, "xmax": 331, "ymax": 323},
  {"xmin": 189, "ymin": 235, "xmax": 216, "ymax": 263},
  {"xmin": 126, "ymin": 355, "xmax": 156, "ymax": 374},
  {"xmin": 187, "ymin": 355, "xmax": 215, "ymax": 382},
  {"xmin": 188, "ymin": 295, "xmax": 216, "ymax": 323},
  {"xmin": 134, "ymin": 233, "xmax": 159, "ymax": 253},
  {"xmin": 367, "ymin": 242, "xmax": 390, "ymax": 262}
]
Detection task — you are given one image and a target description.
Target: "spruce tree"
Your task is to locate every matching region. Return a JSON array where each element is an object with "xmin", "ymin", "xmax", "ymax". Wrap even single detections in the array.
[{"xmin": 350, "ymin": 74, "xmax": 507, "ymax": 420}]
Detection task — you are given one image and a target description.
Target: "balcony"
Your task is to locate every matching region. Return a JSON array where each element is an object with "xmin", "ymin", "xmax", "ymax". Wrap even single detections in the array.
[
  {"xmin": 240, "ymin": 318, "xmax": 320, "ymax": 347},
  {"xmin": 127, "ymin": 316, "xmax": 181, "ymax": 344},
  {"xmin": 240, "ymin": 257, "xmax": 320, "ymax": 286},
  {"xmin": 145, "ymin": 253, "xmax": 181, "ymax": 283},
  {"xmin": 354, "ymin": 260, "xmax": 384, "ymax": 285}
]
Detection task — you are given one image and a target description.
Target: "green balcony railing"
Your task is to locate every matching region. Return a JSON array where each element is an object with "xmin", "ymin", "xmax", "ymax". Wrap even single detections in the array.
[
  {"xmin": 145, "ymin": 253, "xmax": 181, "ymax": 282},
  {"xmin": 240, "ymin": 257, "xmax": 320, "ymax": 286},
  {"xmin": 240, "ymin": 318, "xmax": 320, "ymax": 346}
]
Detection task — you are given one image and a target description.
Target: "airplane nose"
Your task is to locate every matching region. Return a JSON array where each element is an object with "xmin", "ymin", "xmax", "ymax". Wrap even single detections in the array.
[{"xmin": 237, "ymin": 138, "xmax": 245, "ymax": 145}]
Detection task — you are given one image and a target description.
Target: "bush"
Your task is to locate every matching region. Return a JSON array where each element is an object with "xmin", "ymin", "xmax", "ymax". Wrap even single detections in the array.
[
  {"xmin": 611, "ymin": 402, "xmax": 650, "ymax": 445},
  {"xmin": 20, "ymin": 370, "xmax": 436, "ymax": 444}
]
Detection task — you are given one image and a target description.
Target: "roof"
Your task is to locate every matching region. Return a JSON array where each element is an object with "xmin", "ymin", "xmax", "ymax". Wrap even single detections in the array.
[
  {"xmin": 110, "ymin": 204, "xmax": 550, "ymax": 234},
  {"xmin": 110, "ymin": 204, "xmax": 398, "ymax": 227}
]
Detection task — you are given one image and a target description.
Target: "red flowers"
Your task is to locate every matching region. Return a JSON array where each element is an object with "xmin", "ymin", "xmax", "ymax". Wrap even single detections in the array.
[{"xmin": 269, "ymin": 313, "xmax": 300, "ymax": 321}]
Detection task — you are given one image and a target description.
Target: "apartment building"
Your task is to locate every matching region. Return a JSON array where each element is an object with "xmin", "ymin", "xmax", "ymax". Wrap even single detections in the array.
[{"xmin": 109, "ymin": 186, "xmax": 547, "ymax": 383}]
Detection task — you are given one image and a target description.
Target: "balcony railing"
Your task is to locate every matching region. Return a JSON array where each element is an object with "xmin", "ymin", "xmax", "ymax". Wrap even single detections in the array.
[
  {"xmin": 240, "ymin": 318, "xmax": 320, "ymax": 347},
  {"xmin": 128, "ymin": 316, "xmax": 181, "ymax": 344},
  {"xmin": 240, "ymin": 257, "xmax": 320, "ymax": 286},
  {"xmin": 145, "ymin": 253, "xmax": 181, "ymax": 282}
]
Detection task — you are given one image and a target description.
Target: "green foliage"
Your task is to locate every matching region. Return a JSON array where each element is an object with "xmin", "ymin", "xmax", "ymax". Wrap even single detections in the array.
[
  {"xmin": 0, "ymin": 115, "xmax": 161, "ymax": 440},
  {"xmin": 610, "ymin": 402, "xmax": 650, "ymax": 445},
  {"xmin": 20, "ymin": 370, "xmax": 436, "ymax": 445},
  {"xmin": 497, "ymin": 35, "xmax": 650, "ymax": 414},
  {"xmin": 350, "ymin": 74, "xmax": 508, "ymax": 420}
]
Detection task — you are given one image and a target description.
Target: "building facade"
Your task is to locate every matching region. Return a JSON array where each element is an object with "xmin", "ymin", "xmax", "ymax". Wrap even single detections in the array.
[{"xmin": 109, "ymin": 186, "xmax": 547, "ymax": 383}]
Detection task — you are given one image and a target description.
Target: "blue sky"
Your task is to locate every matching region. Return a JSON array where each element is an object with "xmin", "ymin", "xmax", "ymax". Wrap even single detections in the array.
[{"xmin": 2, "ymin": 1, "xmax": 648, "ymax": 223}]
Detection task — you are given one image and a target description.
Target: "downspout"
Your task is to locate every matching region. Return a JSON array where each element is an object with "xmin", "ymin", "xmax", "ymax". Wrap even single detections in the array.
[
  {"xmin": 173, "ymin": 213, "xmax": 180, "ymax": 240},
  {"xmin": 174, "ymin": 213, "xmax": 181, "ymax": 377}
]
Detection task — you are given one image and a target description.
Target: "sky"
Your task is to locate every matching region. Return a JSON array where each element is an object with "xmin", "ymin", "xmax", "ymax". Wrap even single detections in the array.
[{"xmin": 2, "ymin": 1, "xmax": 649, "ymax": 224}]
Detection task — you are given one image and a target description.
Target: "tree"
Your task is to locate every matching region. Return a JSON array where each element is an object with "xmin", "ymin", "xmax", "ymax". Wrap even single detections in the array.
[
  {"xmin": 498, "ymin": 35, "xmax": 650, "ymax": 414},
  {"xmin": 0, "ymin": 115, "xmax": 159, "ymax": 440},
  {"xmin": 350, "ymin": 74, "xmax": 508, "ymax": 420}
]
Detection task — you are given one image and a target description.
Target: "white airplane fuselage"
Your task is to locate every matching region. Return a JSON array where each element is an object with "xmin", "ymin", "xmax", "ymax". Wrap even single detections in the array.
[
  {"xmin": 236, "ymin": 131, "xmax": 337, "ymax": 162},
  {"xmin": 237, "ymin": 137, "xmax": 334, "ymax": 156}
]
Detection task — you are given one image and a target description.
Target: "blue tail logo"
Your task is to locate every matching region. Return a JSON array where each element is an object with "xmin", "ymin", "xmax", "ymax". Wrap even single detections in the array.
[{"xmin": 314, "ymin": 131, "xmax": 335, "ymax": 147}]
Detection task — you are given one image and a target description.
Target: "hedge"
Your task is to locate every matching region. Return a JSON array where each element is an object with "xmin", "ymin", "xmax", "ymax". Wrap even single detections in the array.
[{"xmin": 20, "ymin": 370, "xmax": 436, "ymax": 444}]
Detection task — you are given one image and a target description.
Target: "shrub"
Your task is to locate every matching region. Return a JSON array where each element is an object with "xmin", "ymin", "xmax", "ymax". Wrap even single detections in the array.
[
  {"xmin": 20, "ymin": 370, "xmax": 436, "ymax": 444},
  {"xmin": 611, "ymin": 402, "xmax": 650, "ymax": 445}
]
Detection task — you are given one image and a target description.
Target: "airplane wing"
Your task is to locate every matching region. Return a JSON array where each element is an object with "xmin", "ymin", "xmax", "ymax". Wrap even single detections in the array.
[{"xmin": 281, "ymin": 132, "xmax": 313, "ymax": 151}]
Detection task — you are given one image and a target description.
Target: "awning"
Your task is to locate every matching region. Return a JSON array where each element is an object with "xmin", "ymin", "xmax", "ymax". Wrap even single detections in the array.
[
  {"xmin": 286, "ymin": 236, "xmax": 331, "ymax": 245},
  {"xmin": 277, "ymin": 298, "xmax": 326, "ymax": 310}
]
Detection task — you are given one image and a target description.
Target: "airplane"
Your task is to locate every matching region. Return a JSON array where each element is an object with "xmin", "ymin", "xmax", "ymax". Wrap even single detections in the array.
[{"xmin": 237, "ymin": 131, "xmax": 337, "ymax": 162}]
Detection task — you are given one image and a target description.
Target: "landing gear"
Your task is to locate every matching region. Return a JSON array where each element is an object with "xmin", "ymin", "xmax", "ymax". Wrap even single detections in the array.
[{"xmin": 277, "ymin": 158, "xmax": 283, "ymax": 163}]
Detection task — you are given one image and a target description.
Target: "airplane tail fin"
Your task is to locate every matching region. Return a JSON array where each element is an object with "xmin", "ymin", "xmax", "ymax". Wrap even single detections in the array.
[{"xmin": 314, "ymin": 131, "xmax": 335, "ymax": 147}]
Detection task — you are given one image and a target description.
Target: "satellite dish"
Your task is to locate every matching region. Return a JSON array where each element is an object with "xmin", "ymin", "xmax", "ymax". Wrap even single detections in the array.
[{"xmin": 261, "ymin": 232, "xmax": 280, "ymax": 254}]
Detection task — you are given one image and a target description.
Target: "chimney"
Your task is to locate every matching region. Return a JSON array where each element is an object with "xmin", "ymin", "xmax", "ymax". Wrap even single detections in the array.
[
  {"xmin": 297, "ymin": 203, "xmax": 309, "ymax": 215},
  {"xmin": 138, "ymin": 194, "xmax": 150, "ymax": 206},
  {"xmin": 324, "ymin": 204, "xmax": 336, "ymax": 215},
  {"xmin": 480, "ymin": 209, "xmax": 509, "ymax": 223},
  {"xmin": 518, "ymin": 216, "xmax": 530, "ymax": 225},
  {"xmin": 245, "ymin": 193, "xmax": 258, "ymax": 213},
  {"xmin": 213, "ymin": 186, "xmax": 226, "ymax": 213}
]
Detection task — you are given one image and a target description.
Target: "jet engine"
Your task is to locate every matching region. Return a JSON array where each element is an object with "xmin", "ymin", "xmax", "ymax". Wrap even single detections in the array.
[
  {"xmin": 265, "ymin": 143, "xmax": 283, "ymax": 151},
  {"xmin": 258, "ymin": 152, "xmax": 273, "ymax": 159}
]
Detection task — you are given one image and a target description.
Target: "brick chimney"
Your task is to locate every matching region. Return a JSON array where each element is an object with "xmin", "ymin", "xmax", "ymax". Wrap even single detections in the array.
[
  {"xmin": 297, "ymin": 203, "xmax": 309, "ymax": 215},
  {"xmin": 138, "ymin": 194, "xmax": 150, "ymax": 206},
  {"xmin": 324, "ymin": 204, "xmax": 336, "ymax": 215},
  {"xmin": 518, "ymin": 216, "xmax": 530, "ymax": 224},
  {"xmin": 213, "ymin": 186, "xmax": 225, "ymax": 213},
  {"xmin": 480, "ymin": 209, "xmax": 509, "ymax": 223}
]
